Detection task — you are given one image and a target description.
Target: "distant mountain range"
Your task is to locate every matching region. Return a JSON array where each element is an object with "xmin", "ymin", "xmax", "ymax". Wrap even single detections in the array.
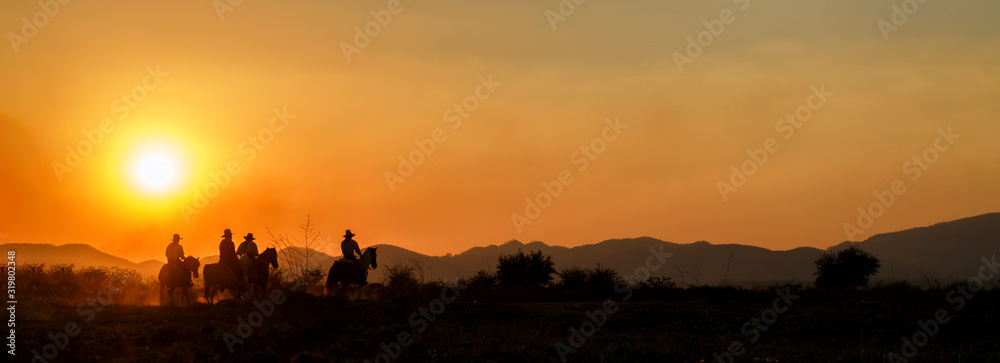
[
  {"xmin": 4, "ymin": 213, "xmax": 997, "ymax": 286},
  {"xmin": 1, "ymin": 243, "xmax": 166, "ymax": 277}
]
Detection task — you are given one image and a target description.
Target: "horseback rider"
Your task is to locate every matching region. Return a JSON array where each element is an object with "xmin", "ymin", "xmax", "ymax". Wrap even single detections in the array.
[
  {"xmin": 165, "ymin": 234, "xmax": 191, "ymax": 286},
  {"xmin": 219, "ymin": 229, "xmax": 243, "ymax": 284},
  {"xmin": 341, "ymin": 230, "xmax": 365, "ymax": 282},
  {"xmin": 236, "ymin": 233, "xmax": 259, "ymax": 282}
]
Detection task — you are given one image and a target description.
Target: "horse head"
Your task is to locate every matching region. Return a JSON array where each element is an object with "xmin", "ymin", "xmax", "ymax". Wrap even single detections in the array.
[
  {"xmin": 263, "ymin": 247, "xmax": 279, "ymax": 269},
  {"xmin": 365, "ymin": 247, "xmax": 378, "ymax": 269},
  {"xmin": 184, "ymin": 256, "xmax": 201, "ymax": 278}
]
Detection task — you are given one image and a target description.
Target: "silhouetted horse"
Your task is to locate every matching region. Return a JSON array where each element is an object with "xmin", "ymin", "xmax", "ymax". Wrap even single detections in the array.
[
  {"xmin": 246, "ymin": 247, "xmax": 278, "ymax": 298},
  {"xmin": 159, "ymin": 256, "xmax": 200, "ymax": 306},
  {"xmin": 203, "ymin": 263, "xmax": 243, "ymax": 304},
  {"xmin": 325, "ymin": 247, "xmax": 377, "ymax": 297}
]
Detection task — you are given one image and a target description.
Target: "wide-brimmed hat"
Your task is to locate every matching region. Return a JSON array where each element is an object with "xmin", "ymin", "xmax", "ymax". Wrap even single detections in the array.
[
  {"xmin": 222, "ymin": 229, "xmax": 233, "ymax": 238},
  {"xmin": 172, "ymin": 234, "xmax": 182, "ymax": 242},
  {"xmin": 343, "ymin": 229, "xmax": 356, "ymax": 238},
  {"xmin": 244, "ymin": 233, "xmax": 255, "ymax": 241}
]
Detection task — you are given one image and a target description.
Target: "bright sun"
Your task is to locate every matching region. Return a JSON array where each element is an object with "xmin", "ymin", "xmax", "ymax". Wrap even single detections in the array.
[{"xmin": 129, "ymin": 146, "xmax": 183, "ymax": 195}]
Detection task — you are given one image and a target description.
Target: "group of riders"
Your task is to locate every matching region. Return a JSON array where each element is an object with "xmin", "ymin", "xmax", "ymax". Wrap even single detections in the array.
[{"xmin": 163, "ymin": 228, "xmax": 368, "ymax": 288}]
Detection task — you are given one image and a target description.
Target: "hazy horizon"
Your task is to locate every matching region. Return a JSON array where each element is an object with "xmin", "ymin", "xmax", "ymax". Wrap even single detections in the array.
[
  {"xmin": 4, "ymin": 212, "xmax": 996, "ymax": 264},
  {"xmin": 2, "ymin": 1, "xmax": 998, "ymax": 263}
]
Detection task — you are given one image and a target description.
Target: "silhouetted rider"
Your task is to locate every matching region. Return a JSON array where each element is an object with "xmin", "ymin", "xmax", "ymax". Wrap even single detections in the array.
[
  {"xmin": 219, "ymin": 229, "xmax": 243, "ymax": 283},
  {"xmin": 165, "ymin": 234, "xmax": 191, "ymax": 286},
  {"xmin": 237, "ymin": 233, "xmax": 259, "ymax": 282},
  {"xmin": 341, "ymin": 230, "xmax": 365, "ymax": 281}
]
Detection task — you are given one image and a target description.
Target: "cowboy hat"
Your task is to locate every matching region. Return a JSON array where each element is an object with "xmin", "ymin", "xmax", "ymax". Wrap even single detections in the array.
[
  {"xmin": 171, "ymin": 234, "xmax": 182, "ymax": 241},
  {"xmin": 343, "ymin": 229, "xmax": 356, "ymax": 238},
  {"xmin": 222, "ymin": 229, "xmax": 233, "ymax": 238},
  {"xmin": 244, "ymin": 233, "xmax": 255, "ymax": 241}
]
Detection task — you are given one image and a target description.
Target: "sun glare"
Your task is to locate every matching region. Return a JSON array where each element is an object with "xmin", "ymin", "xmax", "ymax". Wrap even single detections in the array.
[{"xmin": 128, "ymin": 145, "xmax": 183, "ymax": 195}]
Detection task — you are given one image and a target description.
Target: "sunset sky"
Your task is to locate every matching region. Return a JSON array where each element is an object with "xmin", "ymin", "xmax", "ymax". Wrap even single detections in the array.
[{"xmin": 1, "ymin": 0, "xmax": 998, "ymax": 263}]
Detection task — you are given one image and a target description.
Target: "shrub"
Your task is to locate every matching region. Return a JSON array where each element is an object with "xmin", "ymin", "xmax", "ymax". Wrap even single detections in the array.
[
  {"xmin": 814, "ymin": 245, "xmax": 881, "ymax": 289},
  {"xmin": 384, "ymin": 262, "xmax": 420, "ymax": 291},
  {"xmin": 462, "ymin": 269, "xmax": 497, "ymax": 290},
  {"xmin": 586, "ymin": 264, "xmax": 620, "ymax": 289},
  {"xmin": 557, "ymin": 267, "xmax": 589, "ymax": 290},
  {"xmin": 496, "ymin": 249, "xmax": 555, "ymax": 287},
  {"xmin": 640, "ymin": 275, "xmax": 677, "ymax": 290},
  {"xmin": 299, "ymin": 267, "xmax": 327, "ymax": 295},
  {"xmin": 18, "ymin": 264, "xmax": 158, "ymax": 306}
]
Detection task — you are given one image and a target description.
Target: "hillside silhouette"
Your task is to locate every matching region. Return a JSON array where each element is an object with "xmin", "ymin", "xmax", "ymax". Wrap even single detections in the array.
[
  {"xmin": 2, "ymin": 243, "xmax": 163, "ymax": 276},
  {"xmin": 4, "ymin": 213, "xmax": 998, "ymax": 286}
]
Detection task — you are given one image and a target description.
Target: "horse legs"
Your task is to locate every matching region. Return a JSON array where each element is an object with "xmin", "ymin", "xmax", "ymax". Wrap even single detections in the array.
[{"xmin": 328, "ymin": 282, "xmax": 340, "ymax": 297}]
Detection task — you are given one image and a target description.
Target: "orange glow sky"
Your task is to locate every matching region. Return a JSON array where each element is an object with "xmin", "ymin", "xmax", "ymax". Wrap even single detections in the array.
[{"xmin": 1, "ymin": 1, "xmax": 998, "ymax": 263}]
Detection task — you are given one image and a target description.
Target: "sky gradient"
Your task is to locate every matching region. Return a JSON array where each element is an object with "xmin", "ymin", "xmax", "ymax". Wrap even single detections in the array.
[{"xmin": 1, "ymin": 0, "xmax": 998, "ymax": 262}]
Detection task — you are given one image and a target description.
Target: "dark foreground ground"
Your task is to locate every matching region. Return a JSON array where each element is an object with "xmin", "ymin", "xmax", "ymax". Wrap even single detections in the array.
[{"xmin": 13, "ymin": 287, "xmax": 1000, "ymax": 362}]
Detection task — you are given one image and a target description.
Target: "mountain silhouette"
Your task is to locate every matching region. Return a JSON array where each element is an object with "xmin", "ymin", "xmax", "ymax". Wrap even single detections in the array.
[
  {"xmin": 2, "ymin": 243, "xmax": 164, "ymax": 277},
  {"xmin": 4, "ymin": 213, "xmax": 997, "ymax": 286}
]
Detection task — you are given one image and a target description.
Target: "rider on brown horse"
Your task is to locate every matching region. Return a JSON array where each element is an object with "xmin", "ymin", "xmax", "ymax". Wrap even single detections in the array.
[
  {"xmin": 165, "ymin": 234, "xmax": 191, "ymax": 287},
  {"xmin": 341, "ymin": 230, "xmax": 365, "ymax": 282},
  {"xmin": 219, "ymin": 229, "xmax": 243, "ymax": 283}
]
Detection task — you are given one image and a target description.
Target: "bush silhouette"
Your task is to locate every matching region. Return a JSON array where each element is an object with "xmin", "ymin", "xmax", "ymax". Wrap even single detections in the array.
[
  {"xmin": 20, "ymin": 263, "xmax": 158, "ymax": 306},
  {"xmin": 384, "ymin": 262, "xmax": 420, "ymax": 290},
  {"xmin": 814, "ymin": 245, "xmax": 881, "ymax": 289},
  {"xmin": 557, "ymin": 267, "xmax": 589, "ymax": 290},
  {"xmin": 585, "ymin": 264, "xmax": 620, "ymax": 288},
  {"xmin": 496, "ymin": 249, "xmax": 555, "ymax": 286},
  {"xmin": 558, "ymin": 264, "xmax": 620, "ymax": 288},
  {"xmin": 638, "ymin": 275, "xmax": 677, "ymax": 290},
  {"xmin": 459, "ymin": 269, "xmax": 497, "ymax": 290}
]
